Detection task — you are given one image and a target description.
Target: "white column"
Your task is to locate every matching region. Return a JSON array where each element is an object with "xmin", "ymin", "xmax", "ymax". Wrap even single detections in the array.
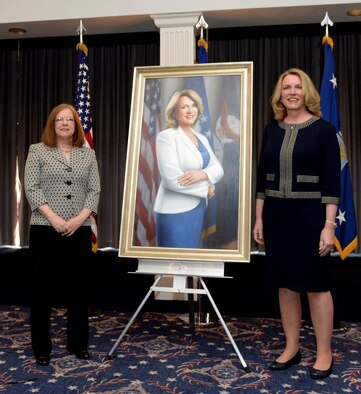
[{"xmin": 151, "ymin": 12, "xmax": 200, "ymax": 66}]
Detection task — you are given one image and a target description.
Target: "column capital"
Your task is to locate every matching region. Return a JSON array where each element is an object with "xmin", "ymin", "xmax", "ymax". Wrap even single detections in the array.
[
  {"xmin": 151, "ymin": 12, "xmax": 201, "ymax": 30},
  {"xmin": 150, "ymin": 12, "xmax": 201, "ymax": 66}
]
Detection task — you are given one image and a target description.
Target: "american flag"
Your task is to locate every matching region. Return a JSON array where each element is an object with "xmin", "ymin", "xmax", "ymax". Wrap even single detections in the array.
[
  {"xmin": 75, "ymin": 43, "xmax": 94, "ymax": 149},
  {"xmin": 320, "ymin": 35, "xmax": 358, "ymax": 259},
  {"xmin": 135, "ymin": 79, "xmax": 161, "ymax": 246},
  {"xmin": 75, "ymin": 42, "xmax": 98, "ymax": 252}
]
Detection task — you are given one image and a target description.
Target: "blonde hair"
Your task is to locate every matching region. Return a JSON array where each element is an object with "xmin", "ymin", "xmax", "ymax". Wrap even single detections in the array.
[
  {"xmin": 271, "ymin": 68, "xmax": 322, "ymax": 120},
  {"xmin": 41, "ymin": 103, "xmax": 85, "ymax": 147},
  {"xmin": 164, "ymin": 89, "xmax": 204, "ymax": 128}
]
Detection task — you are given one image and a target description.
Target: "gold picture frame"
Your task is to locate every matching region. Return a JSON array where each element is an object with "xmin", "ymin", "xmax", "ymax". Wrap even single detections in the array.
[{"xmin": 119, "ymin": 62, "xmax": 253, "ymax": 263}]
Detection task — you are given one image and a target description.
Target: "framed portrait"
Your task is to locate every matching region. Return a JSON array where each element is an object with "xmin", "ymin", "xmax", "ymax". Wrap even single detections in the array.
[{"xmin": 119, "ymin": 62, "xmax": 253, "ymax": 263}]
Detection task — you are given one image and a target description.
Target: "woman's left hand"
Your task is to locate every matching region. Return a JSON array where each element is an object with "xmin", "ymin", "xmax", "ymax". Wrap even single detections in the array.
[
  {"xmin": 319, "ymin": 227, "xmax": 335, "ymax": 256},
  {"xmin": 207, "ymin": 184, "xmax": 215, "ymax": 198},
  {"xmin": 61, "ymin": 217, "xmax": 82, "ymax": 237}
]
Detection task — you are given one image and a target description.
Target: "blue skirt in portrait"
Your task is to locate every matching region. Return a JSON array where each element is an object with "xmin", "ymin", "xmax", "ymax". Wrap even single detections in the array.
[{"xmin": 156, "ymin": 199, "xmax": 206, "ymax": 248}]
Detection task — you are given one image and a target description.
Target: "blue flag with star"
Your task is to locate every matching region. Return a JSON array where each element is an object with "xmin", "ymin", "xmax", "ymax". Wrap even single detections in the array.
[
  {"xmin": 183, "ymin": 76, "xmax": 218, "ymax": 245},
  {"xmin": 320, "ymin": 36, "xmax": 358, "ymax": 259}
]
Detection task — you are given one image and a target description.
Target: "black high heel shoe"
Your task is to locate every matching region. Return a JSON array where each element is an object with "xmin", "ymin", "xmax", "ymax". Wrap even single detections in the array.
[
  {"xmin": 74, "ymin": 350, "xmax": 91, "ymax": 360},
  {"xmin": 68, "ymin": 347, "xmax": 92, "ymax": 360},
  {"xmin": 35, "ymin": 355, "xmax": 50, "ymax": 366},
  {"xmin": 269, "ymin": 349, "xmax": 302, "ymax": 371},
  {"xmin": 310, "ymin": 360, "xmax": 333, "ymax": 379}
]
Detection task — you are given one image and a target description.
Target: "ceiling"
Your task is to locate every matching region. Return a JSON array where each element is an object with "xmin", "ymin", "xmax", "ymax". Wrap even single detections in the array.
[{"xmin": 1, "ymin": 3, "xmax": 361, "ymax": 40}]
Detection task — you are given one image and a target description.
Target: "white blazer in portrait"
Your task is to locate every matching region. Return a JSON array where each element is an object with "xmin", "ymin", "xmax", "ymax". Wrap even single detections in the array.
[{"xmin": 154, "ymin": 127, "xmax": 224, "ymax": 214}]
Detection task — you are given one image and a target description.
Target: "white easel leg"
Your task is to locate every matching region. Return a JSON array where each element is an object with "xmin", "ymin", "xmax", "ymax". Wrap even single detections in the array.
[
  {"xmin": 104, "ymin": 275, "xmax": 162, "ymax": 360},
  {"xmin": 199, "ymin": 277, "xmax": 251, "ymax": 372}
]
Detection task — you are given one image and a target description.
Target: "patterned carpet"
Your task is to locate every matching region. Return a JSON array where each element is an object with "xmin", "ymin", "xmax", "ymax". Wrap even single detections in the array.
[{"xmin": 0, "ymin": 306, "xmax": 361, "ymax": 393}]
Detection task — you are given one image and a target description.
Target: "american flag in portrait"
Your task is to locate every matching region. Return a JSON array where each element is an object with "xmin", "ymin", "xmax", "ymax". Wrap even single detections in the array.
[{"xmin": 135, "ymin": 78, "xmax": 161, "ymax": 246}]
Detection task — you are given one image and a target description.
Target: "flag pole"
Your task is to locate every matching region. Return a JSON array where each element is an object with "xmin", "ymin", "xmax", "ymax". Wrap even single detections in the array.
[
  {"xmin": 196, "ymin": 15, "xmax": 208, "ymax": 39},
  {"xmin": 77, "ymin": 20, "xmax": 87, "ymax": 44},
  {"xmin": 76, "ymin": 20, "xmax": 88, "ymax": 56},
  {"xmin": 321, "ymin": 12, "xmax": 334, "ymax": 49},
  {"xmin": 74, "ymin": 19, "xmax": 101, "ymax": 319},
  {"xmin": 196, "ymin": 15, "xmax": 209, "ymax": 64},
  {"xmin": 321, "ymin": 11, "xmax": 333, "ymax": 37},
  {"xmin": 74, "ymin": 20, "xmax": 97, "ymax": 251},
  {"xmin": 319, "ymin": 13, "xmax": 358, "ymax": 259}
]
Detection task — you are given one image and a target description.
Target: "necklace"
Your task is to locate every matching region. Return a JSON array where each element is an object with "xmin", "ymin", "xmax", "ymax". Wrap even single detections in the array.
[{"xmin": 58, "ymin": 146, "xmax": 72, "ymax": 153}]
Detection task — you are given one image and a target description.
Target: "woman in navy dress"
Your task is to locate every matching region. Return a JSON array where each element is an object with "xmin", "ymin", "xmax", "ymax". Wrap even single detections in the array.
[
  {"xmin": 154, "ymin": 89, "xmax": 223, "ymax": 248},
  {"xmin": 253, "ymin": 69, "xmax": 340, "ymax": 379}
]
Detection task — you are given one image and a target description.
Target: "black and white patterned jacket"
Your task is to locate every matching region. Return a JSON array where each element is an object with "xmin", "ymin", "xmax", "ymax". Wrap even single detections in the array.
[{"xmin": 24, "ymin": 142, "xmax": 100, "ymax": 226}]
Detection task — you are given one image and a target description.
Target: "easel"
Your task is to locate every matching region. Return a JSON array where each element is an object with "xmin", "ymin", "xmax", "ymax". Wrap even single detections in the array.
[{"xmin": 105, "ymin": 259, "xmax": 251, "ymax": 372}]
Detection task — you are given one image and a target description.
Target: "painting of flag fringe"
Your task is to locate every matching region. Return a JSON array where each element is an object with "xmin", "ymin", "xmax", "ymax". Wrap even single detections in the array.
[{"xmin": 119, "ymin": 62, "xmax": 253, "ymax": 263}]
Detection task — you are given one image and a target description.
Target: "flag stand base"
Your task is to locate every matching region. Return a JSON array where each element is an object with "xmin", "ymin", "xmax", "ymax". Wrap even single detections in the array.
[{"xmin": 195, "ymin": 312, "xmax": 216, "ymax": 325}]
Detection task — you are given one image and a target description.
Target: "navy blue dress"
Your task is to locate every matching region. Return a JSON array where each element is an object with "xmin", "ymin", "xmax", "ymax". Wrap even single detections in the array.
[{"xmin": 256, "ymin": 117, "xmax": 340, "ymax": 292}]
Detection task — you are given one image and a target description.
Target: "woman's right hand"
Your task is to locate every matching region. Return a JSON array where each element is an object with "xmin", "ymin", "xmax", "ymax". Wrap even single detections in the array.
[
  {"xmin": 253, "ymin": 218, "xmax": 264, "ymax": 245},
  {"xmin": 38, "ymin": 203, "xmax": 67, "ymax": 234},
  {"xmin": 178, "ymin": 170, "xmax": 207, "ymax": 186}
]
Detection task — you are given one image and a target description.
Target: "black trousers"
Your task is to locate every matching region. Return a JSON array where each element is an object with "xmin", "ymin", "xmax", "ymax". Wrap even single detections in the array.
[{"xmin": 29, "ymin": 225, "xmax": 92, "ymax": 356}]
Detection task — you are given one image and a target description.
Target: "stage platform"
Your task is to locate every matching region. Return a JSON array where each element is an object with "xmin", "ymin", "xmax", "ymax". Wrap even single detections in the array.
[{"xmin": 1, "ymin": 247, "xmax": 360, "ymax": 322}]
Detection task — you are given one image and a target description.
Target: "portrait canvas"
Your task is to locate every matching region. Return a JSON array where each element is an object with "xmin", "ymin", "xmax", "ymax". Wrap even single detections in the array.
[{"xmin": 119, "ymin": 62, "xmax": 253, "ymax": 263}]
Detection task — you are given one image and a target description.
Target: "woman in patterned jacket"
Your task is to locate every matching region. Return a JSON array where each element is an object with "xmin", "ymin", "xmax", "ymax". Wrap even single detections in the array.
[{"xmin": 24, "ymin": 103, "xmax": 100, "ymax": 366}]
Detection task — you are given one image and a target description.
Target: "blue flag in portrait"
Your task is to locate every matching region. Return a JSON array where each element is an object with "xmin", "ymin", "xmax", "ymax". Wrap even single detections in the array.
[{"xmin": 183, "ymin": 76, "xmax": 218, "ymax": 245}]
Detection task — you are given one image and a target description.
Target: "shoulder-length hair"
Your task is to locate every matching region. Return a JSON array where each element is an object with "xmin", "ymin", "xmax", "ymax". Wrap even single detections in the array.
[
  {"xmin": 164, "ymin": 89, "xmax": 204, "ymax": 128},
  {"xmin": 41, "ymin": 103, "xmax": 85, "ymax": 147},
  {"xmin": 271, "ymin": 68, "xmax": 322, "ymax": 120}
]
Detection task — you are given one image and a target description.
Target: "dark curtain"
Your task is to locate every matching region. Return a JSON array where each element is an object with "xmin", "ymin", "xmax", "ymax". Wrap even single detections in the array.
[
  {"xmin": 0, "ymin": 23, "xmax": 359, "ymax": 253},
  {"xmin": 16, "ymin": 39, "xmax": 75, "ymax": 245},
  {"xmin": 0, "ymin": 32, "xmax": 160, "ymax": 248},
  {"xmin": 0, "ymin": 41, "xmax": 18, "ymax": 245},
  {"xmin": 208, "ymin": 23, "xmax": 361, "ymax": 254}
]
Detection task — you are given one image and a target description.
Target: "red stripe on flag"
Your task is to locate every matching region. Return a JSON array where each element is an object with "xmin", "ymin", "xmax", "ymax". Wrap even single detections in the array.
[
  {"xmin": 84, "ymin": 128, "xmax": 94, "ymax": 149},
  {"xmin": 135, "ymin": 79, "xmax": 161, "ymax": 246}
]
